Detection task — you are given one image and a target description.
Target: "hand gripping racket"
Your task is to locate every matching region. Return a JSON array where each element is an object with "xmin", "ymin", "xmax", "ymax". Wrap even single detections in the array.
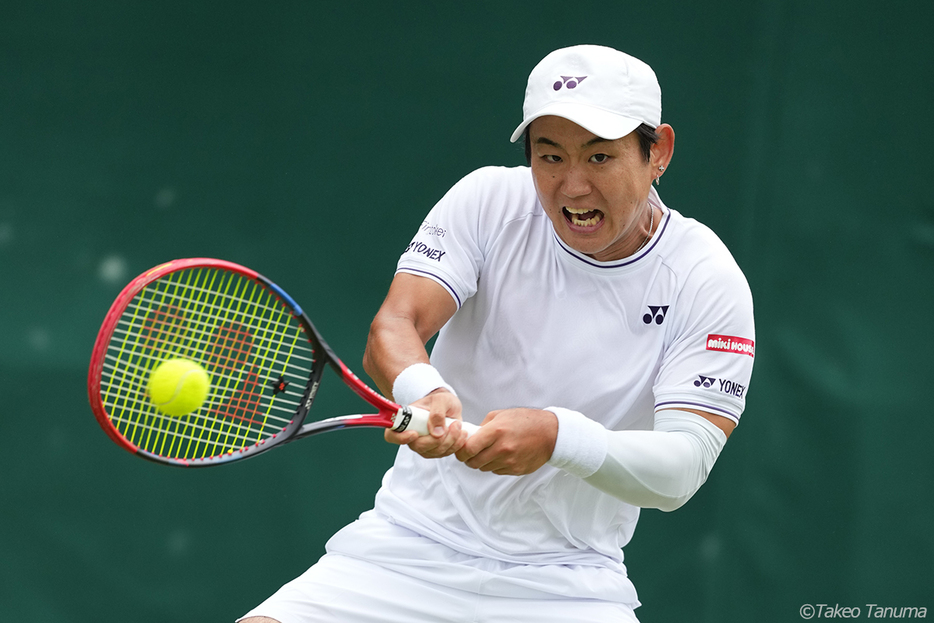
[{"xmin": 88, "ymin": 258, "xmax": 477, "ymax": 467}]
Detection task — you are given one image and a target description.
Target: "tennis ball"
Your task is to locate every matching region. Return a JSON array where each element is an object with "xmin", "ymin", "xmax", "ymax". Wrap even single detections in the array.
[{"xmin": 148, "ymin": 358, "xmax": 211, "ymax": 416}]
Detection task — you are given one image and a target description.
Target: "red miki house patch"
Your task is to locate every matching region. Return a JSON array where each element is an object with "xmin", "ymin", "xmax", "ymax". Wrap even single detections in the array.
[{"xmin": 706, "ymin": 334, "xmax": 755, "ymax": 358}]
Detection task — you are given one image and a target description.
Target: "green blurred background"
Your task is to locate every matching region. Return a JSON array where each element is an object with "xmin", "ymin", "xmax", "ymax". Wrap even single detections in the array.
[{"xmin": 2, "ymin": 1, "xmax": 932, "ymax": 621}]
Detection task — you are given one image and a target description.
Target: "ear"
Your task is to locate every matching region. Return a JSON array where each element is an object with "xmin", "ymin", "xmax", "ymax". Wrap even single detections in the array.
[{"xmin": 650, "ymin": 124, "xmax": 675, "ymax": 181}]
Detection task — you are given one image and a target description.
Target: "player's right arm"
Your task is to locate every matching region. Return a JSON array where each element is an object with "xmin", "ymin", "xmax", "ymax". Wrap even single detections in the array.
[{"xmin": 363, "ymin": 272, "xmax": 467, "ymax": 457}]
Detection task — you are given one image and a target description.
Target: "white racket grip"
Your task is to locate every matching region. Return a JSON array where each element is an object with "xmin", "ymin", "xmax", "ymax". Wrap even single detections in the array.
[{"xmin": 392, "ymin": 405, "xmax": 480, "ymax": 436}]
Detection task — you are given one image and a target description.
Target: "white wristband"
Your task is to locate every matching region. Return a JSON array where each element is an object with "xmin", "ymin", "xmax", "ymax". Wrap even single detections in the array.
[
  {"xmin": 545, "ymin": 406, "xmax": 608, "ymax": 478},
  {"xmin": 391, "ymin": 363, "xmax": 457, "ymax": 407}
]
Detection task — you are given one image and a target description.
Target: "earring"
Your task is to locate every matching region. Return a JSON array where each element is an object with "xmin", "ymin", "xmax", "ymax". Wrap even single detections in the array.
[{"xmin": 654, "ymin": 165, "xmax": 665, "ymax": 187}]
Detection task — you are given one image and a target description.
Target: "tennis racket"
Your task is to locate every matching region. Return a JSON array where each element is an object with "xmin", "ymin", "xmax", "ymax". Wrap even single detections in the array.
[{"xmin": 87, "ymin": 258, "xmax": 477, "ymax": 467}]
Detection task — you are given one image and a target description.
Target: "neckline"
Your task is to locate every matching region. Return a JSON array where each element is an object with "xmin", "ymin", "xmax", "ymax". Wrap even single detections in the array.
[{"xmin": 552, "ymin": 206, "xmax": 671, "ymax": 272}]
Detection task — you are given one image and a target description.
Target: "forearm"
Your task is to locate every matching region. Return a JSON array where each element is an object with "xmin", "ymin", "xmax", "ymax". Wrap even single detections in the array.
[
  {"xmin": 362, "ymin": 273, "xmax": 457, "ymax": 398},
  {"xmin": 363, "ymin": 311, "xmax": 431, "ymax": 398},
  {"xmin": 365, "ymin": 274, "xmax": 465, "ymax": 454},
  {"xmin": 546, "ymin": 408, "xmax": 727, "ymax": 512}
]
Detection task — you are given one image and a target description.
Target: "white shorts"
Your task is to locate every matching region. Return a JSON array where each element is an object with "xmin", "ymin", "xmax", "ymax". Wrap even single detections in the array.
[{"xmin": 239, "ymin": 553, "xmax": 640, "ymax": 623}]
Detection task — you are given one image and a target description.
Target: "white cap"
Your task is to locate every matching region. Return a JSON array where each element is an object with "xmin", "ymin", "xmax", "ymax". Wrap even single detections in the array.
[{"xmin": 509, "ymin": 45, "xmax": 662, "ymax": 143}]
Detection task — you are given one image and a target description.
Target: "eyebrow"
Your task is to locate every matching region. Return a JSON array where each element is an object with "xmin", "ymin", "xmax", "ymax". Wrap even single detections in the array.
[{"xmin": 534, "ymin": 135, "xmax": 613, "ymax": 150}]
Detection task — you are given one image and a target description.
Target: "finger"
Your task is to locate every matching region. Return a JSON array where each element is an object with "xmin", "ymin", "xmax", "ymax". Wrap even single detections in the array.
[
  {"xmin": 493, "ymin": 466, "xmax": 520, "ymax": 476},
  {"xmin": 455, "ymin": 427, "xmax": 493, "ymax": 463},
  {"xmin": 427, "ymin": 408, "xmax": 449, "ymax": 438},
  {"xmin": 447, "ymin": 421, "xmax": 470, "ymax": 454},
  {"xmin": 406, "ymin": 419, "xmax": 468, "ymax": 458},
  {"xmin": 437, "ymin": 420, "xmax": 470, "ymax": 456},
  {"xmin": 385, "ymin": 428, "xmax": 419, "ymax": 446},
  {"xmin": 434, "ymin": 420, "xmax": 466, "ymax": 453},
  {"xmin": 410, "ymin": 433, "xmax": 454, "ymax": 458},
  {"xmin": 470, "ymin": 449, "xmax": 518, "ymax": 475},
  {"xmin": 412, "ymin": 389, "xmax": 461, "ymax": 438},
  {"xmin": 464, "ymin": 447, "xmax": 496, "ymax": 471},
  {"xmin": 426, "ymin": 422, "xmax": 466, "ymax": 457},
  {"xmin": 461, "ymin": 433, "xmax": 519, "ymax": 472},
  {"xmin": 416, "ymin": 426, "xmax": 454, "ymax": 456}
]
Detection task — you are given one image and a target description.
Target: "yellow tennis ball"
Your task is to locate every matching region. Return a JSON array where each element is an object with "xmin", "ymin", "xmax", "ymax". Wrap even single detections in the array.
[{"xmin": 148, "ymin": 358, "xmax": 211, "ymax": 416}]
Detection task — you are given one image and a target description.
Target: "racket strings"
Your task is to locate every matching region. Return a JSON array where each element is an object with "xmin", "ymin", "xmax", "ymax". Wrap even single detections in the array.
[
  {"xmin": 100, "ymin": 353, "xmax": 310, "ymax": 398},
  {"xmin": 99, "ymin": 358, "xmax": 303, "ymax": 419},
  {"xmin": 110, "ymin": 320, "xmax": 315, "ymax": 371},
  {"xmin": 121, "ymin": 290, "xmax": 315, "ymax": 361},
  {"xmin": 108, "ymin": 408, "xmax": 280, "ymax": 451},
  {"xmin": 100, "ymin": 267, "xmax": 317, "ymax": 462}
]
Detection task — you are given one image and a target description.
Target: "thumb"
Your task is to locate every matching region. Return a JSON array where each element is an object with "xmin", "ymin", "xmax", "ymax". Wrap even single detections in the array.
[{"xmin": 428, "ymin": 404, "xmax": 448, "ymax": 438}]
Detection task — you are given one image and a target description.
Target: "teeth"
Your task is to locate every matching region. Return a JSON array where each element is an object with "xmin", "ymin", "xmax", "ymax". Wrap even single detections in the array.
[
  {"xmin": 564, "ymin": 207, "xmax": 602, "ymax": 227},
  {"xmin": 571, "ymin": 214, "xmax": 600, "ymax": 226}
]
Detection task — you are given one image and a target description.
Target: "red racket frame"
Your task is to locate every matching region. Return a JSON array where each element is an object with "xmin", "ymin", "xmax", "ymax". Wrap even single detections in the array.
[{"xmin": 88, "ymin": 258, "xmax": 406, "ymax": 467}]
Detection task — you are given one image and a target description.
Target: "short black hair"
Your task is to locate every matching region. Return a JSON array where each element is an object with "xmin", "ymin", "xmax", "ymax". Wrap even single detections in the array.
[{"xmin": 523, "ymin": 122, "xmax": 659, "ymax": 164}]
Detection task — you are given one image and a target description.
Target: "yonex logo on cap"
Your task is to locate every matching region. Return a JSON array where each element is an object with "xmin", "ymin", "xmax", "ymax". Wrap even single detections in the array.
[
  {"xmin": 553, "ymin": 76, "xmax": 587, "ymax": 91},
  {"xmin": 706, "ymin": 334, "xmax": 755, "ymax": 358}
]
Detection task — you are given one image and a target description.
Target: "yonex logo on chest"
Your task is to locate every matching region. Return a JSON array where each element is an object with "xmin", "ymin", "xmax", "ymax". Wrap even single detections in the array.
[{"xmin": 643, "ymin": 305, "xmax": 669, "ymax": 325}]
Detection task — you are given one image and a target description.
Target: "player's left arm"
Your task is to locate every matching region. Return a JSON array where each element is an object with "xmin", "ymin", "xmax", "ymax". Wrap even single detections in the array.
[
  {"xmin": 455, "ymin": 406, "xmax": 733, "ymax": 513},
  {"xmin": 680, "ymin": 407, "xmax": 735, "ymax": 438},
  {"xmin": 574, "ymin": 407, "xmax": 732, "ymax": 512}
]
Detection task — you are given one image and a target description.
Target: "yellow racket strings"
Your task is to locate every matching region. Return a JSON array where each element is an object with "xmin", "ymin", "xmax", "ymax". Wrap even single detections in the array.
[{"xmin": 99, "ymin": 267, "xmax": 314, "ymax": 461}]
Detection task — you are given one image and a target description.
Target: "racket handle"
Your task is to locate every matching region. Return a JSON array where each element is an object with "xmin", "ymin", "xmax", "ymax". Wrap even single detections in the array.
[{"xmin": 393, "ymin": 406, "xmax": 480, "ymax": 436}]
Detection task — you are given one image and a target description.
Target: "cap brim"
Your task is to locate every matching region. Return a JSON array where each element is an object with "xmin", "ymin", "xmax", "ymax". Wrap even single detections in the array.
[{"xmin": 509, "ymin": 102, "xmax": 644, "ymax": 143}]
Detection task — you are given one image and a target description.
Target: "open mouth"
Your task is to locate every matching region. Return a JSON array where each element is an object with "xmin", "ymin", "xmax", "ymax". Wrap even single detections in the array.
[{"xmin": 563, "ymin": 206, "xmax": 603, "ymax": 228}]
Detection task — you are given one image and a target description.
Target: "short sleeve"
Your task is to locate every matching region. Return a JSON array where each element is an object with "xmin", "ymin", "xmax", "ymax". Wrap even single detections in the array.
[
  {"xmin": 395, "ymin": 170, "xmax": 489, "ymax": 308},
  {"xmin": 395, "ymin": 166, "xmax": 537, "ymax": 309},
  {"xmin": 653, "ymin": 252, "xmax": 756, "ymax": 424}
]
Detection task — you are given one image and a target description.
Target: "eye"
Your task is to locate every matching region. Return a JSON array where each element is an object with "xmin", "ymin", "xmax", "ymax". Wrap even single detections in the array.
[
  {"xmin": 590, "ymin": 153, "xmax": 610, "ymax": 164},
  {"xmin": 541, "ymin": 154, "xmax": 562, "ymax": 163}
]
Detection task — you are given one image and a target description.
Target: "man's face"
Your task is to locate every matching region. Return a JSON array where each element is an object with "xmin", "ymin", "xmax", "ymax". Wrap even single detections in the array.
[{"xmin": 529, "ymin": 115, "xmax": 656, "ymax": 262}]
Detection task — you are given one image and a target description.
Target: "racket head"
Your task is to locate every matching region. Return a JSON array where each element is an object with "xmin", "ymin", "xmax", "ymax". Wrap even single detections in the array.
[{"xmin": 88, "ymin": 258, "xmax": 366, "ymax": 467}]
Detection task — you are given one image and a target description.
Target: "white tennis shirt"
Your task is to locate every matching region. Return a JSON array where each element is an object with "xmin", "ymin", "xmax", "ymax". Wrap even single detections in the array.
[{"xmin": 328, "ymin": 165, "xmax": 755, "ymax": 604}]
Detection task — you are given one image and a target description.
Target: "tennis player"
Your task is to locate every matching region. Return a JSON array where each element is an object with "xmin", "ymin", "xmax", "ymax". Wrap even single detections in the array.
[{"xmin": 240, "ymin": 44, "xmax": 755, "ymax": 623}]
